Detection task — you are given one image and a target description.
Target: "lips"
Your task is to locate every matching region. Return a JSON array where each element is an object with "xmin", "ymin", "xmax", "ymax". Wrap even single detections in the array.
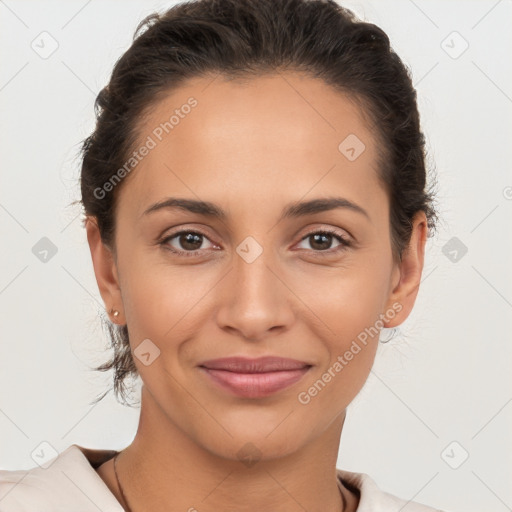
[
  {"xmin": 198, "ymin": 356, "xmax": 312, "ymax": 398},
  {"xmin": 199, "ymin": 356, "xmax": 310, "ymax": 373}
]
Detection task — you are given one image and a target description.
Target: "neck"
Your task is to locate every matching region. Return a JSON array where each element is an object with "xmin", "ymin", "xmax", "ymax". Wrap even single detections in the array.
[{"xmin": 114, "ymin": 385, "xmax": 357, "ymax": 512}]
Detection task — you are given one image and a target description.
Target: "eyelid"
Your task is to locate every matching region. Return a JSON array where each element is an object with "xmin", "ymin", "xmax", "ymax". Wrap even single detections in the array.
[
  {"xmin": 159, "ymin": 228, "xmax": 218, "ymax": 251},
  {"xmin": 293, "ymin": 227, "xmax": 352, "ymax": 255},
  {"xmin": 299, "ymin": 225, "xmax": 352, "ymax": 243}
]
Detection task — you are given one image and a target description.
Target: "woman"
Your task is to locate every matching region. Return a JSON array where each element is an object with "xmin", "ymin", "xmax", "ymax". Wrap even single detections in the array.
[{"xmin": 0, "ymin": 0, "xmax": 444, "ymax": 510}]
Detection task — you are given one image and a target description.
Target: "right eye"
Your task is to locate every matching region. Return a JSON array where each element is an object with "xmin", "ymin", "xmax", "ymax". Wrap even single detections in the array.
[{"xmin": 160, "ymin": 230, "xmax": 218, "ymax": 257}]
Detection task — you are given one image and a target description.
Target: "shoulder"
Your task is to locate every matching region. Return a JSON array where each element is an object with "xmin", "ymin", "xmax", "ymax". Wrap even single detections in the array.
[
  {"xmin": 337, "ymin": 468, "xmax": 450, "ymax": 512},
  {"xmin": 0, "ymin": 444, "xmax": 124, "ymax": 512}
]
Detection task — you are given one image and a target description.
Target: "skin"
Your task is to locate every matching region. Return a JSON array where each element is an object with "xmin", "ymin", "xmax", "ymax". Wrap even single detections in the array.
[{"xmin": 87, "ymin": 72, "xmax": 427, "ymax": 512}]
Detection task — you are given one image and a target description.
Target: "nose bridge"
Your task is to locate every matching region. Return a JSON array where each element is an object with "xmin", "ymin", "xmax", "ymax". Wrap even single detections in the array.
[
  {"xmin": 233, "ymin": 237, "xmax": 278, "ymax": 298},
  {"xmin": 216, "ymin": 234, "xmax": 292, "ymax": 339},
  {"xmin": 232, "ymin": 234, "xmax": 281, "ymax": 304}
]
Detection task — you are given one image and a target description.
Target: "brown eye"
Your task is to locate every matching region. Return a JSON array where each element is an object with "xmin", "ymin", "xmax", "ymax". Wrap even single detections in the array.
[
  {"xmin": 296, "ymin": 230, "xmax": 351, "ymax": 253},
  {"xmin": 160, "ymin": 230, "xmax": 216, "ymax": 257}
]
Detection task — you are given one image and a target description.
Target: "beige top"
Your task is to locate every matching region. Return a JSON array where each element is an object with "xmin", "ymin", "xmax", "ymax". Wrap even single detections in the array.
[{"xmin": 0, "ymin": 444, "xmax": 446, "ymax": 511}]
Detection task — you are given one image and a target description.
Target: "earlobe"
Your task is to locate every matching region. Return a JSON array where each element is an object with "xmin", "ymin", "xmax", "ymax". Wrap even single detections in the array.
[
  {"xmin": 384, "ymin": 211, "xmax": 428, "ymax": 328},
  {"xmin": 85, "ymin": 216, "xmax": 124, "ymax": 324}
]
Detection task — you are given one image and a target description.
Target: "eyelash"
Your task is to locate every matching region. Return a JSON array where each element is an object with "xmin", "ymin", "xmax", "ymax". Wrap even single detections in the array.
[{"xmin": 159, "ymin": 228, "xmax": 352, "ymax": 258}]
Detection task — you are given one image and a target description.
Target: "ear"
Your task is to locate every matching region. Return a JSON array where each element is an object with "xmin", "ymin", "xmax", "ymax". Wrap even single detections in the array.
[
  {"xmin": 85, "ymin": 216, "xmax": 125, "ymax": 325},
  {"xmin": 383, "ymin": 210, "xmax": 428, "ymax": 328}
]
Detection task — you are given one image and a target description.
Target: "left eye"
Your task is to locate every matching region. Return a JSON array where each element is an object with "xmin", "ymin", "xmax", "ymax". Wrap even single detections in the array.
[{"xmin": 296, "ymin": 230, "xmax": 350, "ymax": 252}]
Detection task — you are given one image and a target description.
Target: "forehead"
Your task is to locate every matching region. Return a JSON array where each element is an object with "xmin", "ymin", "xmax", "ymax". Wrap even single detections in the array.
[{"xmin": 119, "ymin": 72, "xmax": 385, "ymax": 219}]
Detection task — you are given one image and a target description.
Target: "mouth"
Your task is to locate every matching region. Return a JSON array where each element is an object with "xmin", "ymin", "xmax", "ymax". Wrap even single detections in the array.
[{"xmin": 198, "ymin": 356, "xmax": 312, "ymax": 399}]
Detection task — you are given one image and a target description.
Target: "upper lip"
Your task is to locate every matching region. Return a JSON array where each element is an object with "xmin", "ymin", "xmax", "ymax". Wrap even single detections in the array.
[{"xmin": 199, "ymin": 356, "xmax": 311, "ymax": 373}]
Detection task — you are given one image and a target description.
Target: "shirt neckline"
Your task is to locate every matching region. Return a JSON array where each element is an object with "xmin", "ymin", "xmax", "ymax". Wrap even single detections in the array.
[{"xmin": 70, "ymin": 444, "xmax": 369, "ymax": 511}]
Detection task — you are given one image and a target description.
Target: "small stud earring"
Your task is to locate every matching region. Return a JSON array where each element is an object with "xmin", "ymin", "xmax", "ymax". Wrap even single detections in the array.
[{"xmin": 109, "ymin": 308, "xmax": 120, "ymax": 318}]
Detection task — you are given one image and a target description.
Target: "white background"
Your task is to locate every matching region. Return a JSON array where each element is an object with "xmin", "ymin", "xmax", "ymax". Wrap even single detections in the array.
[{"xmin": 1, "ymin": 1, "xmax": 511, "ymax": 511}]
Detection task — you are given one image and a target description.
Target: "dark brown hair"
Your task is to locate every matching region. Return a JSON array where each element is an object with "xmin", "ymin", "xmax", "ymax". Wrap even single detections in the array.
[{"xmin": 80, "ymin": 0, "xmax": 438, "ymax": 406}]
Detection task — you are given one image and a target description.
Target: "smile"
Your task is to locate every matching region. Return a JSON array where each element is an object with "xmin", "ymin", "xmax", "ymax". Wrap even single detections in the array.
[{"xmin": 198, "ymin": 356, "xmax": 312, "ymax": 398}]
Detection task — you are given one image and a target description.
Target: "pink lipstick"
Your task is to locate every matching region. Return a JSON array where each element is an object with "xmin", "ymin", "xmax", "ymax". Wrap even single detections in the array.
[{"xmin": 198, "ymin": 356, "xmax": 312, "ymax": 399}]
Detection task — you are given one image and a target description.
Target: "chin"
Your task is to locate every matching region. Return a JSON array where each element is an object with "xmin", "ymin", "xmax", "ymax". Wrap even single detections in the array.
[{"xmin": 195, "ymin": 424, "xmax": 308, "ymax": 464}]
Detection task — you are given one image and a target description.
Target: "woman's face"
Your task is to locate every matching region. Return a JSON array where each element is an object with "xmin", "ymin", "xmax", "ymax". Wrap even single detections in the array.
[{"xmin": 89, "ymin": 72, "xmax": 426, "ymax": 460}]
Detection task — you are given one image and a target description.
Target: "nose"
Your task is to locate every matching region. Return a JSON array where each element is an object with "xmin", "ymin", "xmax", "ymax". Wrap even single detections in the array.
[{"xmin": 215, "ymin": 243, "xmax": 294, "ymax": 342}]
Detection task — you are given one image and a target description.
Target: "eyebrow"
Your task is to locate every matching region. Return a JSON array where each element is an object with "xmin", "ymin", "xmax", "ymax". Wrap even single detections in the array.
[{"xmin": 141, "ymin": 196, "xmax": 370, "ymax": 222}]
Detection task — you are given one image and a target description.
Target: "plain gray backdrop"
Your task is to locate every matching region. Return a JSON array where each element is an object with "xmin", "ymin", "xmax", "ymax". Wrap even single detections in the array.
[{"xmin": 1, "ymin": 1, "xmax": 511, "ymax": 511}]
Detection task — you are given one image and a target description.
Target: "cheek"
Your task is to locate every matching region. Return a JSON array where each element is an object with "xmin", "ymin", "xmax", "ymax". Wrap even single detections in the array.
[
  {"xmin": 290, "ymin": 262, "xmax": 390, "ymax": 407},
  {"xmin": 288, "ymin": 254, "xmax": 391, "ymax": 336},
  {"xmin": 296, "ymin": 297, "xmax": 383, "ymax": 415},
  {"xmin": 118, "ymin": 248, "xmax": 220, "ymax": 349}
]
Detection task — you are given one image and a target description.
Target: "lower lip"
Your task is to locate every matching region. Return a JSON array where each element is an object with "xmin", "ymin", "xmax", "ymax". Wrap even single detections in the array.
[{"xmin": 199, "ymin": 366, "xmax": 311, "ymax": 398}]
